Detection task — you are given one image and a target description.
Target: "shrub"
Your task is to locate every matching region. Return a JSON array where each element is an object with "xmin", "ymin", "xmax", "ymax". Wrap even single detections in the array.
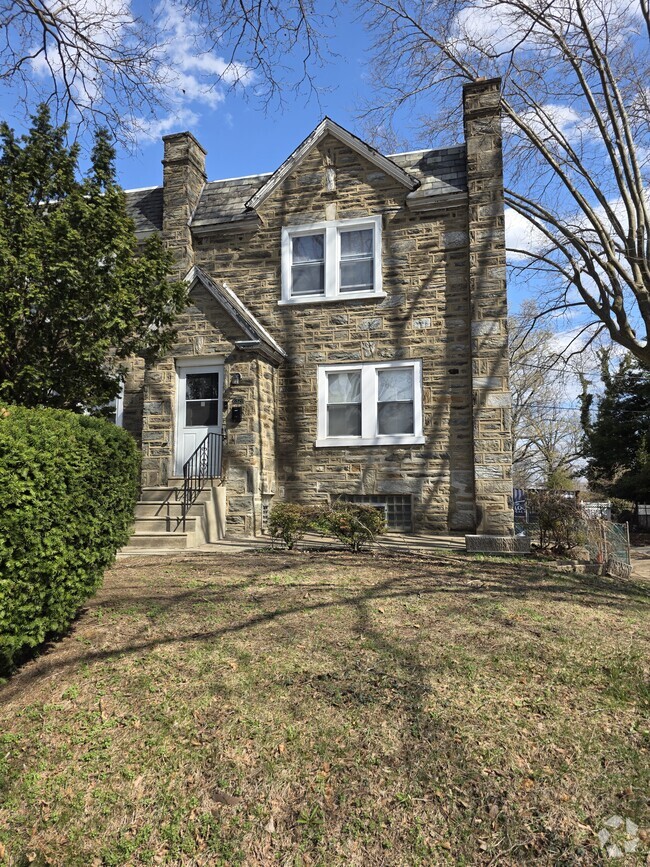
[
  {"xmin": 315, "ymin": 502, "xmax": 386, "ymax": 552},
  {"xmin": 609, "ymin": 497, "xmax": 634, "ymax": 523},
  {"xmin": 0, "ymin": 405, "xmax": 140, "ymax": 672},
  {"xmin": 528, "ymin": 490, "xmax": 585, "ymax": 553},
  {"xmin": 268, "ymin": 502, "xmax": 314, "ymax": 550}
]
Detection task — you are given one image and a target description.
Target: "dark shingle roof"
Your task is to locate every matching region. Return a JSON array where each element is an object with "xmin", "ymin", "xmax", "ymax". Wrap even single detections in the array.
[
  {"xmin": 192, "ymin": 173, "xmax": 271, "ymax": 231},
  {"xmin": 391, "ymin": 146, "xmax": 467, "ymax": 201},
  {"xmin": 125, "ymin": 186, "xmax": 163, "ymax": 235},
  {"xmin": 124, "ymin": 144, "xmax": 467, "ymax": 234}
]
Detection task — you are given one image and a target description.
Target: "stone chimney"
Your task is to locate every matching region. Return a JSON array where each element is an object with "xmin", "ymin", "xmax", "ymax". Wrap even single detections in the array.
[
  {"xmin": 161, "ymin": 131, "xmax": 207, "ymax": 279},
  {"xmin": 463, "ymin": 78, "xmax": 514, "ymax": 536}
]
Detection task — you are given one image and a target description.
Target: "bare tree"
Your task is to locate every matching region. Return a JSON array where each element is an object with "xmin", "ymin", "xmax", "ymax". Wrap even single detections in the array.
[
  {"xmin": 510, "ymin": 304, "xmax": 584, "ymax": 487},
  {"xmin": 0, "ymin": 0, "xmax": 170, "ymax": 136},
  {"xmin": 6, "ymin": 0, "xmax": 649, "ymax": 366},
  {"xmin": 0, "ymin": 0, "xmax": 331, "ymax": 141},
  {"xmin": 364, "ymin": 0, "xmax": 650, "ymax": 364}
]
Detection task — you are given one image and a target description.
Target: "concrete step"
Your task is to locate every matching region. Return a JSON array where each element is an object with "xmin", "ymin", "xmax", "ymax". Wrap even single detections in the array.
[
  {"xmin": 134, "ymin": 501, "xmax": 207, "ymax": 519},
  {"xmin": 139, "ymin": 486, "xmax": 212, "ymax": 504},
  {"xmin": 132, "ymin": 516, "xmax": 198, "ymax": 534},
  {"xmin": 124, "ymin": 531, "xmax": 190, "ymax": 550}
]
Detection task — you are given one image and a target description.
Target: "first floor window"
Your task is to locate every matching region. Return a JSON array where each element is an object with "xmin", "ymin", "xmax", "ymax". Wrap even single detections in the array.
[{"xmin": 317, "ymin": 360, "xmax": 424, "ymax": 447}]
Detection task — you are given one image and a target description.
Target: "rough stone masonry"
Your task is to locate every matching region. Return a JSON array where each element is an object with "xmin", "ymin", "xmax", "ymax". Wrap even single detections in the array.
[{"xmin": 122, "ymin": 78, "xmax": 514, "ymax": 538}]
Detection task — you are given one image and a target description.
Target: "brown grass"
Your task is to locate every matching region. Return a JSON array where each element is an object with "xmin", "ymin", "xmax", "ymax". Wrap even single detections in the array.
[{"xmin": 1, "ymin": 549, "xmax": 649, "ymax": 866}]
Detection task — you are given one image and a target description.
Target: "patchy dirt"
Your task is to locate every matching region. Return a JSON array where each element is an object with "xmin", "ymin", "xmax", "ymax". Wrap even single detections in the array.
[{"xmin": 1, "ymin": 550, "xmax": 649, "ymax": 865}]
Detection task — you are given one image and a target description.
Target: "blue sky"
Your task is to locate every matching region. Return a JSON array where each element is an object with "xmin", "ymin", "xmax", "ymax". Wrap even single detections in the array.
[
  {"xmin": 113, "ymin": 26, "xmax": 376, "ymax": 189},
  {"xmin": 0, "ymin": 0, "xmax": 527, "ymax": 314},
  {"xmin": 0, "ymin": 4, "xmax": 388, "ymax": 190}
]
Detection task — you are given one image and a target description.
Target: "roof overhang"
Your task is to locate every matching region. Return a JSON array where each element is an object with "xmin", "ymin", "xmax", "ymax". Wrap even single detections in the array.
[
  {"xmin": 245, "ymin": 117, "xmax": 420, "ymax": 212},
  {"xmin": 185, "ymin": 266, "xmax": 287, "ymax": 365}
]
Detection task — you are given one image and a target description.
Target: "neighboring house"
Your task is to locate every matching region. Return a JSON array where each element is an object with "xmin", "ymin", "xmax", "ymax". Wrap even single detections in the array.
[{"xmin": 121, "ymin": 78, "xmax": 513, "ymax": 546}]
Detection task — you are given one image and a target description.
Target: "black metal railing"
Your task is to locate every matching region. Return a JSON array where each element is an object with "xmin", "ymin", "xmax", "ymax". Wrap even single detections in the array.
[{"xmin": 182, "ymin": 432, "xmax": 223, "ymax": 530}]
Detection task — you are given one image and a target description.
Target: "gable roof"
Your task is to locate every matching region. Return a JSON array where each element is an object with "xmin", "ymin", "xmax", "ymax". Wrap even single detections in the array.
[
  {"xmin": 186, "ymin": 266, "xmax": 286, "ymax": 364},
  {"xmin": 125, "ymin": 185, "xmax": 163, "ymax": 237},
  {"xmin": 192, "ymin": 173, "xmax": 268, "ymax": 234},
  {"xmin": 124, "ymin": 136, "xmax": 468, "ymax": 235},
  {"xmin": 245, "ymin": 117, "xmax": 420, "ymax": 212}
]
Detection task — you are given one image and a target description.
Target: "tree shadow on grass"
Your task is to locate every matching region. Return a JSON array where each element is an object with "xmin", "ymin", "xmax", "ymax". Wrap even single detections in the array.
[{"xmin": 2, "ymin": 554, "xmax": 647, "ymax": 699}]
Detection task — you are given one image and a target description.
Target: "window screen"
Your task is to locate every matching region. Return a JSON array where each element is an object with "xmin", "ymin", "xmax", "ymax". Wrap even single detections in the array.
[
  {"xmin": 291, "ymin": 234, "xmax": 325, "ymax": 296},
  {"xmin": 339, "ymin": 228, "xmax": 374, "ymax": 292}
]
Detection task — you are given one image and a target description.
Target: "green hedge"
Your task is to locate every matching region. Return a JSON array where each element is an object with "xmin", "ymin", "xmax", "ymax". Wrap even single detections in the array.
[{"xmin": 0, "ymin": 405, "xmax": 140, "ymax": 671}]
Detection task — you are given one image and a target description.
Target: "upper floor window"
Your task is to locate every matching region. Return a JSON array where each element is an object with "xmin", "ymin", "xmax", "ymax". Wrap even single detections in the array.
[{"xmin": 281, "ymin": 216, "xmax": 383, "ymax": 304}]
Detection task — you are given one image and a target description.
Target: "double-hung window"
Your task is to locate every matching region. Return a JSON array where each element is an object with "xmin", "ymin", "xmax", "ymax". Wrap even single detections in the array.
[
  {"xmin": 281, "ymin": 216, "xmax": 383, "ymax": 303},
  {"xmin": 316, "ymin": 360, "xmax": 424, "ymax": 447}
]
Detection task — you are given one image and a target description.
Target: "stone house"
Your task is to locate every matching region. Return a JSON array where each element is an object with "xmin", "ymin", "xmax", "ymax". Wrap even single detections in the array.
[{"xmin": 121, "ymin": 78, "xmax": 514, "ymax": 548}]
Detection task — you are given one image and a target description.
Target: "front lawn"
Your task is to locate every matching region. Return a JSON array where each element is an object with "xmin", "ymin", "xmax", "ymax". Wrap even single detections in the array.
[{"xmin": 1, "ymin": 550, "xmax": 649, "ymax": 865}]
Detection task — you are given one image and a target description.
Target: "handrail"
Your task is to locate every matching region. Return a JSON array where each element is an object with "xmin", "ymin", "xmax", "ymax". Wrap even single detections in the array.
[{"xmin": 182, "ymin": 431, "xmax": 223, "ymax": 531}]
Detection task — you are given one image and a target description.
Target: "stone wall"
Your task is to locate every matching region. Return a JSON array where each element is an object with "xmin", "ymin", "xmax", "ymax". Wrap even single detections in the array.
[
  {"xmin": 130, "ymin": 84, "xmax": 514, "ymax": 536},
  {"xmin": 194, "ymin": 134, "xmax": 477, "ymax": 532},
  {"xmin": 120, "ymin": 356, "xmax": 145, "ymax": 446},
  {"xmin": 463, "ymin": 79, "xmax": 514, "ymax": 535},
  {"xmin": 140, "ymin": 132, "xmax": 208, "ymax": 485}
]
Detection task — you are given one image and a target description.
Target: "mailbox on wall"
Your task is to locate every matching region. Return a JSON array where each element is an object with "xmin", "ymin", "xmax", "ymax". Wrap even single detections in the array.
[{"xmin": 231, "ymin": 406, "xmax": 243, "ymax": 424}]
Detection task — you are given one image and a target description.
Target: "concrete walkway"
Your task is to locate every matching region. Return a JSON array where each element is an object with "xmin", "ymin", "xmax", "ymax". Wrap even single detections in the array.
[
  {"xmin": 631, "ymin": 546, "xmax": 650, "ymax": 581},
  {"xmin": 117, "ymin": 531, "xmax": 467, "ymax": 558}
]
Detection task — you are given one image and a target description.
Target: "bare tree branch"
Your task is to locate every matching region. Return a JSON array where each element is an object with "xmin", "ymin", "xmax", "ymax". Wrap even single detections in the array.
[{"xmin": 363, "ymin": 0, "xmax": 650, "ymax": 364}]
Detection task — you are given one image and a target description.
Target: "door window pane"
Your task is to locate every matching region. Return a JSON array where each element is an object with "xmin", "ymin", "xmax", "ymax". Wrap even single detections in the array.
[
  {"xmin": 327, "ymin": 370, "xmax": 361, "ymax": 436},
  {"xmin": 186, "ymin": 372, "xmax": 219, "ymax": 401},
  {"xmin": 185, "ymin": 372, "xmax": 219, "ymax": 427},
  {"xmin": 292, "ymin": 234, "xmax": 325, "ymax": 296},
  {"xmin": 186, "ymin": 400, "xmax": 219, "ymax": 427},
  {"xmin": 340, "ymin": 228, "xmax": 374, "ymax": 292}
]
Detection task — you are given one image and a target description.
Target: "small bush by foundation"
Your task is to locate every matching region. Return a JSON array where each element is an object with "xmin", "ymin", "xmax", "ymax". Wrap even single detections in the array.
[
  {"xmin": 269, "ymin": 500, "xmax": 386, "ymax": 552},
  {"xmin": 268, "ymin": 502, "xmax": 314, "ymax": 550}
]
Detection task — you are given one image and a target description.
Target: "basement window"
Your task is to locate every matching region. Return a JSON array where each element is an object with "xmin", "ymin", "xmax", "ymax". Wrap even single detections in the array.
[{"xmin": 337, "ymin": 494, "xmax": 413, "ymax": 532}]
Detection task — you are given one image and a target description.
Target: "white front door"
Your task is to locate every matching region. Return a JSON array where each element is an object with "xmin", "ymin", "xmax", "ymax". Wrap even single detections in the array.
[{"xmin": 174, "ymin": 363, "xmax": 223, "ymax": 476}]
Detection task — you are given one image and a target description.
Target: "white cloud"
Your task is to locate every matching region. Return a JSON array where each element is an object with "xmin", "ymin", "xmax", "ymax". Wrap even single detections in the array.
[
  {"xmin": 503, "ymin": 103, "xmax": 598, "ymax": 147},
  {"xmin": 30, "ymin": 0, "xmax": 136, "ymax": 105},
  {"xmin": 130, "ymin": 108, "xmax": 201, "ymax": 142},
  {"xmin": 127, "ymin": 0, "xmax": 256, "ymax": 143},
  {"xmin": 505, "ymin": 208, "xmax": 548, "ymax": 259},
  {"xmin": 452, "ymin": 0, "xmax": 643, "ymax": 56},
  {"xmin": 30, "ymin": 0, "xmax": 255, "ymax": 143}
]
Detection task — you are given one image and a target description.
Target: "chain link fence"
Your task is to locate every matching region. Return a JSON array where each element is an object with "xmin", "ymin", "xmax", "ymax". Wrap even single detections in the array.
[{"xmin": 513, "ymin": 489, "xmax": 631, "ymax": 578}]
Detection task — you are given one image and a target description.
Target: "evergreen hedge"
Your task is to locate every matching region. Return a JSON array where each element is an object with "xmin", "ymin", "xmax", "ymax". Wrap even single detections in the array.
[{"xmin": 0, "ymin": 405, "xmax": 140, "ymax": 672}]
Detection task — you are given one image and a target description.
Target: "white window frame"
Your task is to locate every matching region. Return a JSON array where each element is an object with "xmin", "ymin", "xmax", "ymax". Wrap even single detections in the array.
[
  {"xmin": 280, "ymin": 215, "xmax": 384, "ymax": 304},
  {"xmin": 316, "ymin": 359, "xmax": 425, "ymax": 447}
]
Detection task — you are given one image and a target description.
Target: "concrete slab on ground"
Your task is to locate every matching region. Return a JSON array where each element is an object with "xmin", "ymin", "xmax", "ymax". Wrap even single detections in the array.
[
  {"xmin": 631, "ymin": 547, "xmax": 650, "ymax": 581},
  {"xmin": 117, "ymin": 531, "xmax": 466, "ymax": 558}
]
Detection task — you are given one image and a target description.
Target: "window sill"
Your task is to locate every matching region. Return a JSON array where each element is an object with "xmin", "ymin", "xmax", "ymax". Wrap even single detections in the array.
[
  {"xmin": 315, "ymin": 435, "xmax": 425, "ymax": 448},
  {"xmin": 278, "ymin": 291, "xmax": 386, "ymax": 306}
]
